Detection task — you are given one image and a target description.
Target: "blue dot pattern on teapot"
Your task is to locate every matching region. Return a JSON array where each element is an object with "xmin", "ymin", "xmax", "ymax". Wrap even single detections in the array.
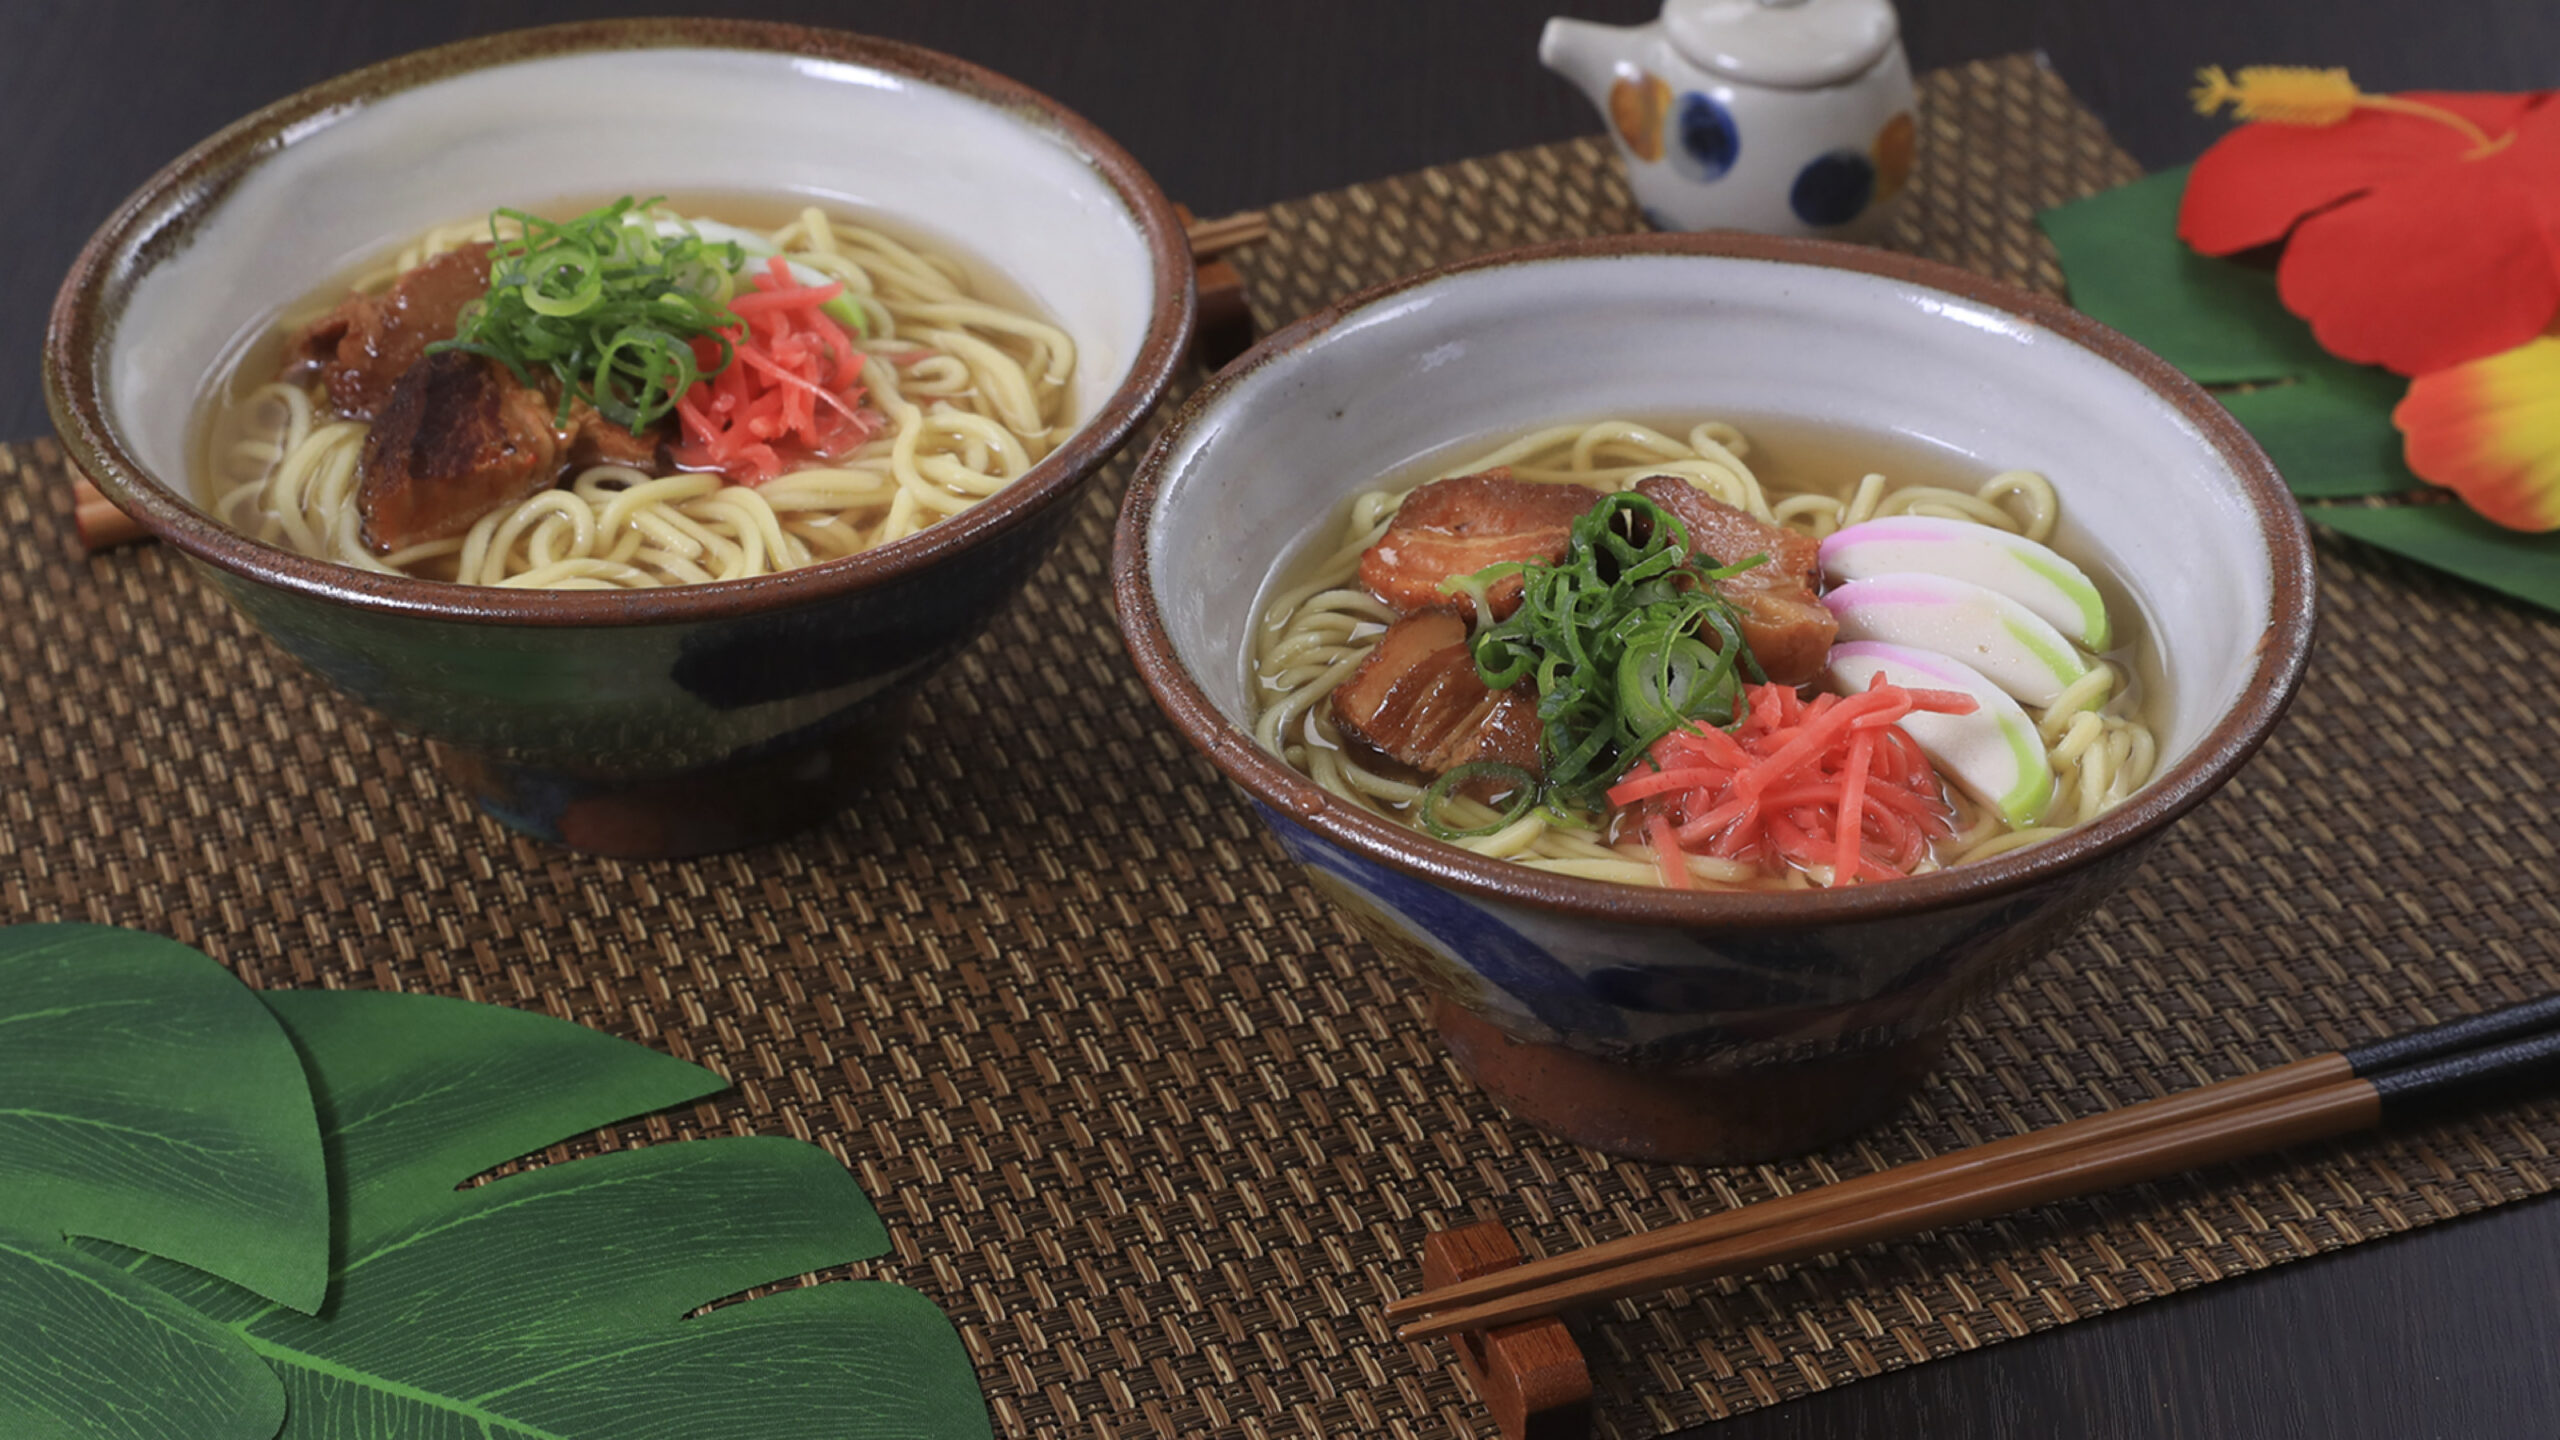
[
  {"xmin": 1790, "ymin": 149, "xmax": 1877, "ymax": 227},
  {"xmin": 1670, "ymin": 91, "xmax": 1739, "ymax": 183}
]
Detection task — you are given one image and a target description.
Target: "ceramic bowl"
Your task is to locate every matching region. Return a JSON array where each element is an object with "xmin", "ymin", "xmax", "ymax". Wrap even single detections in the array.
[
  {"xmin": 1114, "ymin": 233, "xmax": 2314, "ymax": 1163},
  {"xmin": 47, "ymin": 20, "xmax": 1193, "ymax": 858}
]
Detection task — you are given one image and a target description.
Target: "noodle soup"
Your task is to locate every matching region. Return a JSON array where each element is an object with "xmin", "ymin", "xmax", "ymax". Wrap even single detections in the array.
[
  {"xmin": 52, "ymin": 22, "xmax": 1197, "ymax": 858},
  {"xmin": 193, "ymin": 196, "xmax": 1076, "ymax": 590},
  {"xmin": 1251, "ymin": 415, "xmax": 2159, "ymax": 891}
]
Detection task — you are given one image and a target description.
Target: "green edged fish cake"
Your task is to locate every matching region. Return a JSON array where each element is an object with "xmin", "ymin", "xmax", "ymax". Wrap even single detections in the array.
[
  {"xmin": 1821, "ymin": 572, "xmax": 2091, "ymax": 707},
  {"xmin": 1825, "ymin": 640, "xmax": 2055, "ymax": 829},
  {"xmin": 1818, "ymin": 516, "xmax": 2111, "ymax": 650}
]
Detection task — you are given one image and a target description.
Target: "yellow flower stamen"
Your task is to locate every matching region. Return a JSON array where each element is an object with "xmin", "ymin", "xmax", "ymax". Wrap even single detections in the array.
[
  {"xmin": 2193, "ymin": 65, "xmax": 2510, "ymax": 156},
  {"xmin": 2192, "ymin": 65, "xmax": 2358, "ymax": 124}
]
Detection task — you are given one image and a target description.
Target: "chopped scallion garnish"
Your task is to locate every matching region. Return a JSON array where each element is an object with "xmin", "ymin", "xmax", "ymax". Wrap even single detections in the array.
[
  {"xmin": 1417, "ymin": 762, "xmax": 1543, "ymax": 840},
  {"xmin": 1450, "ymin": 492, "xmax": 1766, "ymax": 808},
  {"xmin": 428, "ymin": 197, "xmax": 746, "ymax": 432}
]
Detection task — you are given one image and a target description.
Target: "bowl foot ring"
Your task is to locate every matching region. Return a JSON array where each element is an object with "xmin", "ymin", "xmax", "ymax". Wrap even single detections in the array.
[
  {"xmin": 432, "ymin": 692, "xmax": 918, "ymax": 859},
  {"xmin": 1434, "ymin": 997, "xmax": 1948, "ymax": 1165}
]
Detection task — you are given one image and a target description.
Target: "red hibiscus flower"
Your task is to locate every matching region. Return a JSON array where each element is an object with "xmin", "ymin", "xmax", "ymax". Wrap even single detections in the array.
[{"xmin": 2179, "ymin": 71, "xmax": 2560, "ymax": 377}]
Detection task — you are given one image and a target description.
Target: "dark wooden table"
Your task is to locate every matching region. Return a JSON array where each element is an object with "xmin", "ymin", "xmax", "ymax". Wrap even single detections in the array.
[{"xmin": 8, "ymin": 3, "xmax": 2557, "ymax": 1436}]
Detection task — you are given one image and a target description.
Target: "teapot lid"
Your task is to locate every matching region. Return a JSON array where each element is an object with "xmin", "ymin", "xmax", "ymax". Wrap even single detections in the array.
[{"xmin": 1662, "ymin": 0, "xmax": 1900, "ymax": 89}]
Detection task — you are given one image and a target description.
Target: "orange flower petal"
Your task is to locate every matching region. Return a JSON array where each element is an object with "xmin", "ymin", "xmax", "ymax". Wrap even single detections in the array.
[
  {"xmin": 2395, "ymin": 336, "xmax": 2560, "ymax": 531},
  {"xmin": 2178, "ymin": 92, "xmax": 2542, "ymax": 255}
]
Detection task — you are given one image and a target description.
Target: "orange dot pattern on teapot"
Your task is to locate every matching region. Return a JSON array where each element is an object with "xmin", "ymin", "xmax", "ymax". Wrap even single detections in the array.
[
  {"xmin": 1872, "ymin": 111, "xmax": 1916, "ymax": 204},
  {"xmin": 1609, "ymin": 68, "xmax": 1673, "ymax": 163}
]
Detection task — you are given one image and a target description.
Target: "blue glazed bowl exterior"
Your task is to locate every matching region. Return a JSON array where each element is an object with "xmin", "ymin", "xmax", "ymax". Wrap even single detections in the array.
[
  {"xmin": 191, "ymin": 493, "xmax": 1082, "ymax": 854},
  {"xmin": 1258, "ymin": 802, "xmax": 2145, "ymax": 1068}
]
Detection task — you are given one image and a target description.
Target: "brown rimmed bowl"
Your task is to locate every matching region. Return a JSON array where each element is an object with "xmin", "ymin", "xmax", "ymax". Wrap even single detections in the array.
[
  {"xmin": 46, "ymin": 19, "xmax": 1195, "ymax": 858},
  {"xmin": 1112, "ymin": 232, "xmax": 2315, "ymax": 1164}
]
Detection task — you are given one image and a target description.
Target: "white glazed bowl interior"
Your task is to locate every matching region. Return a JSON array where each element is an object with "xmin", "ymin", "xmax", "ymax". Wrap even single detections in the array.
[
  {"xmin": 105, "ymin": 44, "xmax": 1160, "ymax": 502},
  {"xmin": 1148, "ymin": 252, "xmax": 2274, "ymax": 779}
]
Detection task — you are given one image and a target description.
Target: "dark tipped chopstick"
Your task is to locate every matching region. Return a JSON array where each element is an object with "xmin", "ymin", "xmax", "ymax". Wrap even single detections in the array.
[{"xmin": 1391, "ymin": 993, "xmax": 2560, "ymax": 1342}]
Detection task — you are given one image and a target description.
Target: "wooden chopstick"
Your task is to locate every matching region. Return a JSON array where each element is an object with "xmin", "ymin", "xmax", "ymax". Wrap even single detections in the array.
[
  {"xmin": 1184, "ymin": 209, "xmax": 1270, "ymax": 258},
  {"xmin": 1386, "ymin": 1054, "xmax": 2345, "ymax": 1330},
  {"xmin": 1404, "ymin": 1071, "xmax": 2387, "ymax": 1339},
  {"xmin": 1393, "ymin": 993, "xmax": 2560, "ymax": 1340}
]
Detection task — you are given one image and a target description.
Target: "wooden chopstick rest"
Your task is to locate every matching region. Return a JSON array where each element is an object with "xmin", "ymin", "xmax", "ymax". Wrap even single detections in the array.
[
  {"xmin": 1419, "ymin": 1222, "xmax": 1592, "ymax": 1440},
  {"xmin": 1179, "ymin": 206, "xmax": 1268, "ymax": 371},
  {"xmin": 74, "ymin": 476, "xmax": 147, "ymax": 554}
]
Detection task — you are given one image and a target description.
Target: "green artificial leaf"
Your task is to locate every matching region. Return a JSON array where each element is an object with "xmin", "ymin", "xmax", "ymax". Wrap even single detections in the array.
[
  {"xmin": 0, "ymin": 924, "xmax": 328, "ymax": 1306},
  {"xmin": 2213, "ymin": 365, "xmax": 2419, "ymax": 500},
  {"xmin": 2040, "ymin": 166, "xmax": 2418, "ymax": 500},
  {"xmin": 0, "ymin": 1223, "xmax": 284, "ymax": 1440},
  {"xmin": 0, "ymin": 923, "xmax": 325, "ymax": 1440},
  {"xmin": 2311, "ymin": 503, "xmax": 2560, "ymax": 613},
  {"xmin": 2038, "ymin": 167, "xmax": 2325, "ymax": 384},
  {"xmin": 125, "ymin": 990, "xmax": 991, "ymax": 1440}
]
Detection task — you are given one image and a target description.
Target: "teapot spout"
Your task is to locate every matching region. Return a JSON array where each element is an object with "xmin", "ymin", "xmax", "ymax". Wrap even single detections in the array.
[{"xmin": 1538, "ymin": 16, "xmax": 1647, "ymax": 110}]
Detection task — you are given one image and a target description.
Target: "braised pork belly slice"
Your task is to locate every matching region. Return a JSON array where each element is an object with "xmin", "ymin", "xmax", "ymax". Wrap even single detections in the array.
[
  {"xmin": 1358, "ymin": 470, "xmax": 1596, "ymax": 621},
  {"xmin": 1632, "ymin": 476, "xmax": 1838, "ymax": 686},
  {"xmin": 357, "ymin": 352, "xmax": 559, "ymax": 553},
  {"xmin": 1331, "ymin": 612, "xmax": 1543, "ymax": 794},
  {"xmin": 291, "ymin": 242, "xmax": 495, "ymax": 420},
  {"xmin": 559, "ymin": 396, "xmax": 665, "ymax": 471}
]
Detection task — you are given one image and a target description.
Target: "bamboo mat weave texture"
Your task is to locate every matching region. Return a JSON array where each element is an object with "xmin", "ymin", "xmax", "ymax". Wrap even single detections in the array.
[{"xmin": 7, "ymin": 53, "xmax": 2560, "ymax": 1440}]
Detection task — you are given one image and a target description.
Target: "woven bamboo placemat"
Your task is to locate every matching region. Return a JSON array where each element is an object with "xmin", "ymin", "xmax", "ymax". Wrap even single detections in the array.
[{"xmin": 7, "ymin": 53, "xmax": 2558, "ymax": 1440}]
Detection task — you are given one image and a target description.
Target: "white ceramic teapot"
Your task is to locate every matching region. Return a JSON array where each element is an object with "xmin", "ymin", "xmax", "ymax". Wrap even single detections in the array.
[{"xmin": 1541, "ymin": 0, "xmax": 1917, "ymax": 236}]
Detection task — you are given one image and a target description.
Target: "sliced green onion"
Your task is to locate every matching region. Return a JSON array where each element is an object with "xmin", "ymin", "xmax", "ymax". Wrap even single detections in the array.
[
  {"xmin": 519, "ymin": 247, "xmax": 604, "ymax": 317},
  {"xmin": 1417, "ymin": 762, "xmax": 1541, "ymax": 840},
  {"xmin": 1452, "ymin": 491, "xmax": 1767, "ymax": 809},
  {"xmin": 428, "ymin": 196, "xmax": 754, "ymax": 432}
]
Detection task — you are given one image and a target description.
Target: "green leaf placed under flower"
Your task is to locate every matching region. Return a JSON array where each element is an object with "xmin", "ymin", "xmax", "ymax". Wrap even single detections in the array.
[
  {"xmin": 0, "ymin": 923, "xmax": 326, "ymax": 1440},
  {"xmin": 116, "ymin": 988, "xmax": 992, "ymax": 1440},
  {"xmin": 2307, "ymin": 501, "xmax": 2560, "ymax": 614},
  {"xmin": 2040, "ymin": 166, "xmax": 2417, "ymax": 500}
]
